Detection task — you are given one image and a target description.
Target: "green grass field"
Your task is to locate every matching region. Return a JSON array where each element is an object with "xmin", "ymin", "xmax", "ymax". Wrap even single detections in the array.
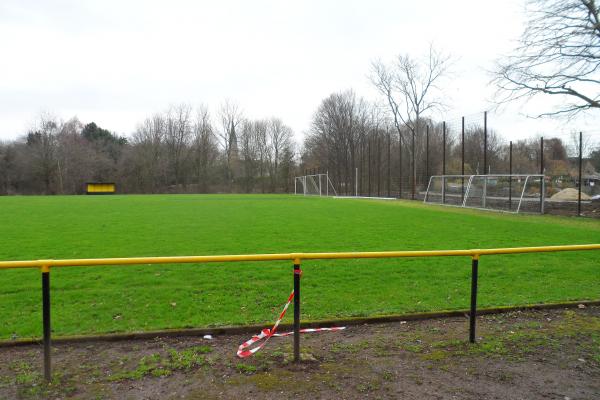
[{"xmin": 0, "ymin": 194, "xmax": 598, "ymax": 340}]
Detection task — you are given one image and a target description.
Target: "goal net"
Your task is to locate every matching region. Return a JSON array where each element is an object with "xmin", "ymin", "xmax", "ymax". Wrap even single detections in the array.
[
  {"xmin": 294, "ymin": 174, "xmax": 338, "ymax": 196},
  {"xmin": 424, "ymin": 174, "xmax": 545, "ymax": 213},
  {"xmin": 423, "ymin": 175, "xmax": 469, "ymax": 206}
]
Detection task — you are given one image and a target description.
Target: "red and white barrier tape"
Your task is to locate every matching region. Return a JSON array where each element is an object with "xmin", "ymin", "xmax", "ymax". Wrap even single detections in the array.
[{"xmin": 237, "ymin": 288, "xmax": 345, "ymax": 358}]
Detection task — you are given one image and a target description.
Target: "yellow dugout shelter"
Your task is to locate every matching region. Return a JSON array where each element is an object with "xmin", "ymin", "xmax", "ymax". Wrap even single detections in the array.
[{"xmin": 86, "ymin": 182, "xmax": 116, "ymax": 195}]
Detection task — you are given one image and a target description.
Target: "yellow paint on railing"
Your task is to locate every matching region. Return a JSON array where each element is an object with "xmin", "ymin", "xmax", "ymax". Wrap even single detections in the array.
[{"xmin": 0, "ymin": 244, "xmax": 598, "ymax": 271}]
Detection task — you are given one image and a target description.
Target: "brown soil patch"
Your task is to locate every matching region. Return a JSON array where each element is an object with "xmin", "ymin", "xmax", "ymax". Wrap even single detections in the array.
[
  {"xmin": 1, "ymin": 306, "xmax": 599, "ymax": 399},
  {"xmin": 550, "ymin": 188, "xmax": 591, "ymax": 201}
]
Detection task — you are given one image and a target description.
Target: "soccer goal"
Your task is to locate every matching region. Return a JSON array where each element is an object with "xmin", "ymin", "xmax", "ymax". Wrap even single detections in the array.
[
  {"xmin": 294, "ymin": 173, "xmax": 338, "ymax": 196},
  {"xmin": 424, "ymin": 174, "xmax": 545, "ymax": 213}
]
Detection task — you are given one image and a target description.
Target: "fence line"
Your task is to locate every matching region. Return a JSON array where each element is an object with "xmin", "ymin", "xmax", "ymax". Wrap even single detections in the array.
[
  {"xmin": 311, "ymin": 111, "xmax": 599, "ymax": 217},
  {"xmin": 1, "ymin": 243, "xmax": 599, "ymax": 381}
]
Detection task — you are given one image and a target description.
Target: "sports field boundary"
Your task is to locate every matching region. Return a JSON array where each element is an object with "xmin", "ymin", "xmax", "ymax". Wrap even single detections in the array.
[
  {"xmin": 333, "ymin": 195, "xmax": 397, "ymax": 200},
  {"xmin": 2, "ymin": 243, "xmax": 598, "ymax": 380},
  {"xmin": 1, "ymin": 299, "xmax": 598, "ymax": 348}
]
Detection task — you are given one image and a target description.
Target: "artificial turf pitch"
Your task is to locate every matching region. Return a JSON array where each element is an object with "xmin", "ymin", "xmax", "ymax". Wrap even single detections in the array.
[{"xmin": 0, "ymin": 194, "xmax": 598, "ymax": 340}]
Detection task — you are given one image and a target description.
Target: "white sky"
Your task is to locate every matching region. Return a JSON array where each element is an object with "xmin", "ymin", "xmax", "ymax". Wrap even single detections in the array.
[{"xmin": 1, "ymin": 0, "xmax": 598, "ymax": 144}]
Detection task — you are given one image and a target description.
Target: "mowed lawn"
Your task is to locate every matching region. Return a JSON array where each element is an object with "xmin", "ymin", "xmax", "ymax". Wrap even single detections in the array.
[{"xmin": 0, "ymin": 194, "xmax": 598, "ymax": 340}]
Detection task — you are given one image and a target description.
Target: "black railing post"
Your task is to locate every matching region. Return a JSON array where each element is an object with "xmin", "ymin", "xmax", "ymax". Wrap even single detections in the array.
[
  {"xmin": 42, "ymin": 266, "xmax": 51, "ymax": 381},
  {"xmin": 469, "ymin": 256, "xmax": 479, "ymax": 343},
  {"xmin": 293, "ymin": 260, "xmax": 301, "ymax": 362}
]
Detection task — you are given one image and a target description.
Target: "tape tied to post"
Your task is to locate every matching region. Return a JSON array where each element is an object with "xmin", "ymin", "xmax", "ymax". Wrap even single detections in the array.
[{"xmin": 237, "ymin": 286, "xmax": 345, "ymax": 358}]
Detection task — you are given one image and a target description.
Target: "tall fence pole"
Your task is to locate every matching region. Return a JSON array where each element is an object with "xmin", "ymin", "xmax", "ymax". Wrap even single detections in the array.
[
  {"xmin": 387, "ymin": 130, "xmax": 392, "ymax": 197},
  {"xmin": 426, "ymin": 125, "xmax": 429, "ymax": 185},
  {"xmin": 398, "ymin": 133, "xmax": 403, "ymax": 198},
  {"xmin": 509, "ymin": 141, "xmax": 513, "ymax": 210},
  {"xmin": 368, "ymin": 137, "xmax": 372, "ymax": 197},
  {"xmin": 42, "ymin": 266, "xmax": 51, "ymax": 381},
  {"xmin": 377, "ymin": 133, "xmax": 381, "ymax": 197},
  {"xmin": 360, "ymin": 139, "xmax": 364, "ymax": 196},
  {"xmin": 461, "ymin": 117, "xmax": 465, "ymax": 202},
  {"xmin": 482, "ymin": 113, "xmax": 488, "ymax": 207},
  {"xmin": 469, "ymin": 256, "xmax": 479, "ymax": 343},
  {"xmin": 412, "ymin": 125, "xmax": 416, "ymax": 200},
  {"xmin": 293, "ymin": 260, "xmax": 301, "ymax": 362},
  {"xmin": 442, "ymin": 122, "xmax": 446, "ymax": 176},
  {"xmin": 442, "ymin": 121, "xmax": 446, "ymax": 204},
  {"xmin": 578, "ymin": 131, "xmax": 583, "ymax": 216},
  {"xmin": 540, "ymin": 137, "xmax": 544, "ymax": 214},
  {"xmin": 355, "ymin": 168, "xmax": 358, "ymax": 197},
  {"xmin": 483, "ymin": 111, "xmax": 487, "ymax": 175},
  {"xmin": 540, "ymin": 137, "xmax": 544, "ymax": 175}
]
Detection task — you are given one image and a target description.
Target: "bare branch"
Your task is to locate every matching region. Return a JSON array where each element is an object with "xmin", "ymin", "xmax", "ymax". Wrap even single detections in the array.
[
  {"xmin": 492, "ymin": 0, "xmax": 600, "ymax": 118},
  {"xmin": 370, "ymin": 45, "xmax": 452, "ymax": 139}
]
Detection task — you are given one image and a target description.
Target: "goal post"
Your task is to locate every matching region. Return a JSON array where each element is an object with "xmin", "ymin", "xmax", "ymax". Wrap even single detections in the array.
[
  {"xmin": 423, "ymin": 175, "xmax": 469, "ymax": 206},
  {"xmin": 424, "ymin": 174, "xmax": 545, "ymax": 213},
  {"xmin": 294, "ymin": 173, "xmax": 338, "ymax": 196}
]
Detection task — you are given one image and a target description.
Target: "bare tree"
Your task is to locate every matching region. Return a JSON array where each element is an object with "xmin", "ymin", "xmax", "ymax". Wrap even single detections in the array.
[
  {"xmin": 238, "ymin": 120, "xmax": 260, "ymax": 193},
  {"xmin": 567, "ymin": 131, "xmax": 595, "ymax": 157},
  {"xmin": 493, "ymin": 0, "xmax": 600, "ymax": 117},
  {"xmin": 461, "ymin": 127, "xmax": 503, "ymax": 174},
  {"xmin": 307, "ymin": 91, "xmax": 378, "ymax": 195},
  {"xmin": 308, "ymin": 91, "xmax": 360, "ymax": 194},
  {"xmin": 511, "ymin": 138, "xmax": 541, "ymax": 173},
  {"xmin": 255, "ymin": 120, "xmax": 270, "ymax": 193},
  {"xmin": 191, "ymin": 105, "xmax": 217, "ymax": 192},
  {"xmin": 164, "ymin": 104, "xmax": 193, "ymax": 188},
  {"xmin": 25, "ymin": 113, "xmax": 61, "ymax": 194},
  {"xmin": 371, "ymin": 45, "xmax": 452, "ymax": 198},
  {"xmin": 55, "ymin": 117, "xmax": 96, "ymax": 194},
  {"xmin": 0, "ymin": 142, "xmax": 18, "ymax": 194},
  {"xmin": 217, "ymin": 100, "xmax": 243, "ymax": 187},
  {"xmin": 590, "ymin": 145, "xmax": 600, "ymax": 170},
  {"xmin": 130, "ymin": 113, "xmax": 167, "ymax": 192},
  {"xmin": 3, "ymin": 103, "xmax": 300, "ymax": 195},
  {"xmin": 278, "ymin": 145, "xmax": 296, "ymax": 193},
  {"xmin": 267, "ymin": 118, "xmax": 293, "ymax": 192}
]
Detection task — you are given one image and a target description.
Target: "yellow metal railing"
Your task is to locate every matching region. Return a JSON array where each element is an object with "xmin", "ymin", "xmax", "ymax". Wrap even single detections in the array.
[
  {"xmin": 1, "ymin": 243, "xmax": 600, "ymax": 270},
  {"xmin": 1, "ymin": 243, "xmax": 599, "ymax": 381}
]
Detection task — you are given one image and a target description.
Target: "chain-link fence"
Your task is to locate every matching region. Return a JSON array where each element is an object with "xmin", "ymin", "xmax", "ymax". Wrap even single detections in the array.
[
  {"xmin": 419, "ymin": 112, "xmax": 599, "ymax": 216},
  {"xmin": 312, "ymin": 110, "xmax": 600, "ymax": 217}
]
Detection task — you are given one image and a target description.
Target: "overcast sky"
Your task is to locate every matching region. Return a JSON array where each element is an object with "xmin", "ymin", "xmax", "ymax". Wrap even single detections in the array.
[{"xmin": 1, "ymin": 0, "xmax": 598, "ymax": 144}]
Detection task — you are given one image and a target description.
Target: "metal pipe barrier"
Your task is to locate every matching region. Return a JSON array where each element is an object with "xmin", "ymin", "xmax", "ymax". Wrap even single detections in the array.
[{"xmin": 1, "ymin": 243, "xmax": 599, "ymax": 381}]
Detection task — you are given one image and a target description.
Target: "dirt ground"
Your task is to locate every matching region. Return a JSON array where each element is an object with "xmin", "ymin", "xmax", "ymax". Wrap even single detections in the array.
[{"xmin": 0, "ymin": 306, "xmax": 599, "ymax": 400}]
